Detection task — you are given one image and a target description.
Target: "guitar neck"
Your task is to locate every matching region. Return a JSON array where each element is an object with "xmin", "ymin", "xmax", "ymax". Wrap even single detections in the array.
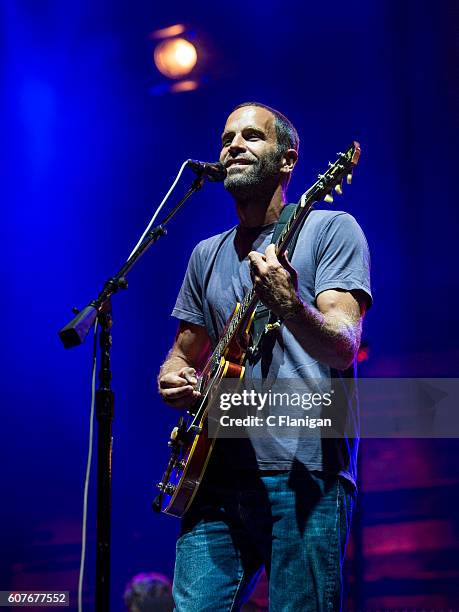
[
  {"xmin": 209, "ymin": 287, "xmax": 258, "ymax": 369},
  {"xmin": 201, "ymin": 141, "xmax": 361, "ymax": 377}
]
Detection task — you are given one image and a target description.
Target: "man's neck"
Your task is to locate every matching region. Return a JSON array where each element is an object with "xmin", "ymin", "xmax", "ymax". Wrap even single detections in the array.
[{"xmin": 234, "ymin": 184, "xmax": 286, "ymax": 228}]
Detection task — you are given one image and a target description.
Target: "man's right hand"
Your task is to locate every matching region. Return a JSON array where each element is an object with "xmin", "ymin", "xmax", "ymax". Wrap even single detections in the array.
[{"xmin": 158, "ymin": 366, "xmax": 201, "ymax": 409}]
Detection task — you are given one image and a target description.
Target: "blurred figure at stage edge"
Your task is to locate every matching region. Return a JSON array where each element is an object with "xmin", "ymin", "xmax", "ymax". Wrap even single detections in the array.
[{"xmin": 124, "ymin": 572, "xmax": 173, "ymax": 612}]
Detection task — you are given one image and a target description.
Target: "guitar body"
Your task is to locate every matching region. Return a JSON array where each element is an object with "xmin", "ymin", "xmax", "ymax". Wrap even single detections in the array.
[
  {"xmin": 154, "ymin": 141, "xmax": 361, "ymax": 518},
  {"xmin": 156, "ymin": 304, "xmax": 252, "ymax": 517}
]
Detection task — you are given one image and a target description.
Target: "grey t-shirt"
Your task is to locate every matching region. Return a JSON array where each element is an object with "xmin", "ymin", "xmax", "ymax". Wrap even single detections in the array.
[{"xmin": 172, "ymin": 209, "xmax": 372, "ymax": 486}]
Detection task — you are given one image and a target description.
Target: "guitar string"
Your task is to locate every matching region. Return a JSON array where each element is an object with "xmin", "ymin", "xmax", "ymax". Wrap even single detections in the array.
[
  {"xmin": 201, "ymin": 149, "xmax": 352, "ymax": 379},
  {"xmin": 169, "ymin": 148, "xmax": 357, "ymax": 501}
]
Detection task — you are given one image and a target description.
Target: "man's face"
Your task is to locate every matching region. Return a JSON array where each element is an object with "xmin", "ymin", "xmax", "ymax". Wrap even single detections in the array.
[{"xmin": 219, "ymin": 106, "xmax": 282, "ymax": 197}]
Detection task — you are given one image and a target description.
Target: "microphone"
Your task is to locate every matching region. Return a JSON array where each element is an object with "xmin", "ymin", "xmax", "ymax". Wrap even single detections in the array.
[{"xmin": 187, "ymin": 159, "xmax": 227, "ymax": 182}]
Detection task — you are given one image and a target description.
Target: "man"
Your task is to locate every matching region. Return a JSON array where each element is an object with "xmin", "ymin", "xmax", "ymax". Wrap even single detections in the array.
[{"xmin": 158, "ymin": 102, "xmax": 372, "ymax": 611}]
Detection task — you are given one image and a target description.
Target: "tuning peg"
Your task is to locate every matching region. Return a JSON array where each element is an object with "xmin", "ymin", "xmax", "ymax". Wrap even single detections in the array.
[
  {"xmin": 346, "ymin": 172, "xmax": 353, "ymax": 185},
  {"xmin": 334, "ymin": 182, "xmax": 343, "ymax": 195},
  {"xmin": 324, "ymin": 193, "xmax": 334, "ymax": 203}
]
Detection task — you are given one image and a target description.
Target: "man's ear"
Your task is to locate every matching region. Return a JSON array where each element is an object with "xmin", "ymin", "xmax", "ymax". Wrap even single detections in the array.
[{"xmin": 280, "ymin": 148, "xmax": 298, "ymax": 179}]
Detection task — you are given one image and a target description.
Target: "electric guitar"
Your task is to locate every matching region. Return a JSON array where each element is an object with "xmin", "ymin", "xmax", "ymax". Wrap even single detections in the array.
[{"xmin": 153, "ymin": 142, "xmax": 361, "ymax": 517}]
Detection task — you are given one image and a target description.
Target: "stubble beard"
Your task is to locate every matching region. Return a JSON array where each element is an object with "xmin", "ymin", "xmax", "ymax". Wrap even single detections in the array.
[{"xmin": 223, "ymin": 150, "xmax": 283, "ymax": 202}]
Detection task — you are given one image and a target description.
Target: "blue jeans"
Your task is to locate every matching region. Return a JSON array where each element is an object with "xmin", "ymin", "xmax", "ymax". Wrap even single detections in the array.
[{"xmin": 172, "ymin": 467, "xmax": 356, "ymax": 611}]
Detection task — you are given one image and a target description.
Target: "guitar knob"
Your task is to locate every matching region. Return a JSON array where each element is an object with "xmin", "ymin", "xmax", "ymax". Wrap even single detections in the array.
[{"xmin": 170, "ymin": 426, "xmax": 179, "ymax": 441}]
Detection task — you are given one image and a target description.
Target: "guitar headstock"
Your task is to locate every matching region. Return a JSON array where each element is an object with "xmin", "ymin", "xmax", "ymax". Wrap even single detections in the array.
[
  {"xmin": 303, "ymin": 141, "xmax": 361, "ymax": 206},
  {"xmin": 275, "ymin": 141, "xmax": 362, "ymax": 255}
]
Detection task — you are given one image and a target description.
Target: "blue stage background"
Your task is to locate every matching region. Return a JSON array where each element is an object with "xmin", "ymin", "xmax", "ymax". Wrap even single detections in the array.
[{"xmin": 2, "ymin": 0, "xmax": 459, "ymax": 609}]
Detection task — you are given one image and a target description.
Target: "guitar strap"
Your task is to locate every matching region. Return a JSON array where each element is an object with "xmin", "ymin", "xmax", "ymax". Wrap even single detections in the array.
[{"xmin": 247, "ymin": 203, "xmax": 302, "ymax": 362}]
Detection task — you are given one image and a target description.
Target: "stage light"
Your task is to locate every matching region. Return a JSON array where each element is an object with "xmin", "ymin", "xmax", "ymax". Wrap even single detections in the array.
[
  {"xmin": 170, "ymin": 80, "xmax": 199, "ymax": 93},
  {"xmin": 149, "ymin": 24, "xmax": 186, "ymax": 40},
  {"xmin": 153, "ymin": 38, "xmax": 197, "ymax": 79}
]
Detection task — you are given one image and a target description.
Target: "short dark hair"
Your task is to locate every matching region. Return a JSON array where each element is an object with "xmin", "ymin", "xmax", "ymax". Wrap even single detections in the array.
[{"xmin": 232, "ymin": 101, "xmax": 299, "ymax": 153}]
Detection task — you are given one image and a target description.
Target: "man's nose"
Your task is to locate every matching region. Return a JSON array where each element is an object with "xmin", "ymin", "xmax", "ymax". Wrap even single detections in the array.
[{"xmin": 228, "ymin": 134, "xmax": 246, "ymax": 154}]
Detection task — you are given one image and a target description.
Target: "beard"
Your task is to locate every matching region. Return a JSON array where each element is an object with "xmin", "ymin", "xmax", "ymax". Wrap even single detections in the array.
[{"xmin": 223, "ymin": 149, "xmax": 283, "ymax": 200}]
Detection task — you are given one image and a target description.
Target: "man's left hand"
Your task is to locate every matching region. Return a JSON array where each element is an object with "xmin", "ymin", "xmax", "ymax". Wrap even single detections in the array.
[{"xmin": 248, "ymin": 244, "xmax": 302, "ymax": 319}]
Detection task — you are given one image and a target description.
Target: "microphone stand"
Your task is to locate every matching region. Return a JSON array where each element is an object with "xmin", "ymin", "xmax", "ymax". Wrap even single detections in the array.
[{"xmin": 58, "ymin": 174, "xmax": 205, "ymax": 611}]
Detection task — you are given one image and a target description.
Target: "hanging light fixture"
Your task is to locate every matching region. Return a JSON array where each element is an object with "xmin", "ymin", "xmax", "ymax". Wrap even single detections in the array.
[{"xmin": 153, "ymin": 38, "xmax": 198, "ymax": 79}]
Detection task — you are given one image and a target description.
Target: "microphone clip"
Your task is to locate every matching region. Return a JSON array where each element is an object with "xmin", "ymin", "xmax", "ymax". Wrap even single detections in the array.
[{"xmin": 187, "ymin": 159, "xmax": 227, "ymax": 182}]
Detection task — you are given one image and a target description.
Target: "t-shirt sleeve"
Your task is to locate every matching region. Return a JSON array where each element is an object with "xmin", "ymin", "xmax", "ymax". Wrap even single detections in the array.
[
  {"xmin": 314, "ymin": 213, "xmax": 372, "ymax": 308},
  {"xmin": 171, "ymin": 242, "xmax": 206, "ymax": 326}
]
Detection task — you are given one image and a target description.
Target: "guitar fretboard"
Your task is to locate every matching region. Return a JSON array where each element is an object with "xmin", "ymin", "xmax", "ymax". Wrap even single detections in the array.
[{"xmin": 204, "ymin": 142, "xmax": 360, "ymax": 375}]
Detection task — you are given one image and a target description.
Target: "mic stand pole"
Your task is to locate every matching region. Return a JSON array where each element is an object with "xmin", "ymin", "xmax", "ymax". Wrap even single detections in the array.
[
  {"xmin": 95, "ymin": 301, "xmax": 113, "ymax": 611},
  {"xmin": 58, "ymin": 175, "xmax": 205, "ymax": 611}
]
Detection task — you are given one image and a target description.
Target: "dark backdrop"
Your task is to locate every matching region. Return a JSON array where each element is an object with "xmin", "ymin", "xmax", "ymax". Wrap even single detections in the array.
[{"xmin": 2, "ymin": 0, "xmax": 458, "ymax": 609}]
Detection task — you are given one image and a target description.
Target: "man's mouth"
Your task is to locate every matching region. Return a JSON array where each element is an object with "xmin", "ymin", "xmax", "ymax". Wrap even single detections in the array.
[{"xmin": 225, "ymin": 159, "xmax": 253, "ymax": 169}]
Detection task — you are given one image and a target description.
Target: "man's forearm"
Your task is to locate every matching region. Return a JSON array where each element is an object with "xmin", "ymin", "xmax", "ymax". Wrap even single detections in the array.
[
  {"xmin": 283, "ymin": 299, "xmax": 361, "ymax": 370},
  {"xmin": 247, "ymin": 245, "xmax": 363, "ymax": 369},
  {"xmin": 157, "ymin": 347, "xmax": 201, "ymax": 408},
  {"xmin": 158, "ymin": 322, "xmax": 211, "ymax": 383},
  {"xmin": 158, "ymin": 350, "xmax": 192, "ymax": 381}
]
